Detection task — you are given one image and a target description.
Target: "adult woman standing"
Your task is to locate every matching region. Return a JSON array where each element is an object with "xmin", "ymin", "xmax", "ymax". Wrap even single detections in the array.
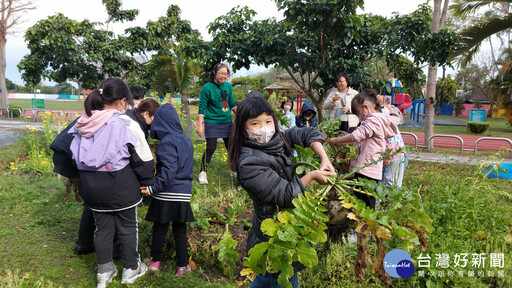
[
  {"xmin": 196, "ymin": 63, "xmax": 237, "ymax": 184},
  {"xmin": 323, "ymin": 72, "xmax": 359, "ymax": 132}
]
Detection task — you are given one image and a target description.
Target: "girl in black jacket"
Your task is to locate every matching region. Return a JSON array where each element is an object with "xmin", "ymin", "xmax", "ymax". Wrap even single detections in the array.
[{"xmin": 228, "ymin": 93, "xmax": 335, "ymax": 288}]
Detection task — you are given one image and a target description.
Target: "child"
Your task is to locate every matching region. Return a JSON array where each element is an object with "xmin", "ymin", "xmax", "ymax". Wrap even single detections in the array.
[
  {"xmin": 295, "ymin": 102, "xmax": 318, "ymax": 128},
  {"xmin": 326, "ymin": 89, "xmax": 400, "ymax": 209},
  {"xmin": 376, "ymin": 95, "xmax": 406, "ymax": 187},
  {"xmin": 279, "ymin": 95, "xmax": 296, "ymax": 131},
  {"xmin": 141, "ymin": 103, "xmax": 195, "ymax": 276},
  {"xmin": 228, "ymin": 93, "xmax": 335, "ymax": 288},
  {"xmin": 69, "ymin": 78, "xmax": 155, "ymax": 287}
]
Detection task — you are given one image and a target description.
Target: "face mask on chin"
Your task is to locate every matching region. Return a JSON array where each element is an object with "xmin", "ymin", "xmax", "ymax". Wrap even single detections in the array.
[{"xmin": 246, "ymin": 126, "xmax": 276, "ymax": 144}]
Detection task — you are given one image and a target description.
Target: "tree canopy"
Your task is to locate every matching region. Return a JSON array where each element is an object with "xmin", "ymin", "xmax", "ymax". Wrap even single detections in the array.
[{"xmin": 206, "ymin": 1, "xmax": 457, "ymax": 120}]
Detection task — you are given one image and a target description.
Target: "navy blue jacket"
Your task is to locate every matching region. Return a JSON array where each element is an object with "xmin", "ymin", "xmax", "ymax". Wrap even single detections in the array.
[
  {"xmin": 147, "ymin": 103, "xmax": 193, "ymax": 202},
  {"xmin": 295, "ymin": 102, "xmax": 318, "ymax": 128}
]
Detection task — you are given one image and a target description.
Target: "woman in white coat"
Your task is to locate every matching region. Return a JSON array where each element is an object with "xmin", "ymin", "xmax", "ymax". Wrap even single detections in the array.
[{"xmin": 323, "ymin": 72, "xmax": 359, "ymax": 132}]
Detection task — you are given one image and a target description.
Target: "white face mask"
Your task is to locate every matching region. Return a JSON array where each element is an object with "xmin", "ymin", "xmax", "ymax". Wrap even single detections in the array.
[
  {"xmin": 283, "ymin": 105, "xmax": 291, "ymax": 112},
  {"xmin": 246, "ymin": 126, "xmax": 276, "ymax": 144}
]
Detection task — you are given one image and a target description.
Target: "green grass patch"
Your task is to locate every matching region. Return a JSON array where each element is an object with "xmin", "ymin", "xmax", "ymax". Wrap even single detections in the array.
[
  {"xmin": 1, "ymin": 134, "xmax": 511, "ymax": 287},
  {"xmin": 9, "ymin": 99, "xmax": 85, "ymax": 111}
]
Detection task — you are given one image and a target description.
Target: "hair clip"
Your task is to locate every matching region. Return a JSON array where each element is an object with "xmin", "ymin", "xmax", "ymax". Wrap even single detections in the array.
[{"xmin": 99, "ymin": 88, "xmax": 103, "ymax": 95}]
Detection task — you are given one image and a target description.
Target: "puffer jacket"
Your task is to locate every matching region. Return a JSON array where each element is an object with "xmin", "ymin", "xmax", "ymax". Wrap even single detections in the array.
[{"xmin": 236, "ymin": 126, "xmax": 324, "ymax": 251}]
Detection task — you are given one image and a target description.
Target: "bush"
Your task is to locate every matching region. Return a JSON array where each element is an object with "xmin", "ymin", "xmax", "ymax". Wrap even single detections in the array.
[
  {"xmin": 8, "ymin": 104, "xmax": 23, "ymax": 118},
  {"xmin": 454, "ymin": 98, "xmax": 465, "ymax": 116},
  {"xmin": 467, "ymin": 122, "xmax": 489, "ymax": 134}
]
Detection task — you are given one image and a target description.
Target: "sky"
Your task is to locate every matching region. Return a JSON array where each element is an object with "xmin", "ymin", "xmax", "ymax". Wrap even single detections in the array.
[{"xmin": 5, "ymin": 0, "xmax": 431, "ymax": 87}]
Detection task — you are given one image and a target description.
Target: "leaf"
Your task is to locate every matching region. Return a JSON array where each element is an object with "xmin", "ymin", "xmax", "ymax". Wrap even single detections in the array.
[
  {"xmin": 347, "ymin": 212, "xmax": 358, "ymax": 220},
  {"xmin": 296, "ymin": 240, "xmax": 318, "ymax": 267},
  {"xmin": 240, "ymin": 268, "xmax": 254, "ymax": 277},
  {"xmin": 277, "ymin": 211, "xmax": 293, "ymax": 224},
  {"xmin": 261, "ymin": 218, "xmax": 281, "ymax": 237},
  {"xmin": 245, "ymin": 242, "xmax": 270, "ymax": 274}
]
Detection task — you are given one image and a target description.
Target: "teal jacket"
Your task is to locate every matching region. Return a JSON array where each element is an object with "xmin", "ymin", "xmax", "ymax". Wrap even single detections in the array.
[{"xmin": 198, "ymin": 82, "xmax": 236, "ymax": 124}]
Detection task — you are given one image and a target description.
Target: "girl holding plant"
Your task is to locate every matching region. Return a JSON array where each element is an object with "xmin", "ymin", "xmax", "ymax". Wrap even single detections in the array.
[{"xmin": 228, "ymin": 92, "xmax": 335, "ymax": 287}]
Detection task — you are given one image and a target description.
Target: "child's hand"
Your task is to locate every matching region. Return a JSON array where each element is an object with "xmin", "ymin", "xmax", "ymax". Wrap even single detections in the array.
[
  {"xmin": 312, "ymin": 169, "xmax": 336, "ymax": 185},
  {"xmin": 320, "ymin": 159, "xmax": 335, "ymax": 173},
  {"xmin": 383, "ymin": 159, "xmax": 391, "ymax": 166},
  {"xmin": 140, "ymin": 186, "xmax": 149, "ymax": 196},
  {"xmin": 325, "ymin": 138, "xmax": 339, "ymax": 147}
]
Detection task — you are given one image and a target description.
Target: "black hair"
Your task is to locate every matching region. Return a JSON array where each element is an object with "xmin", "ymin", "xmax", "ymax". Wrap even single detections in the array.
[
  {"xmin": 335, "ymin": 72, "xmax": 352, "ymax": 88},
  {"xmin": 84, "ymin": 78, "xmax": 133, "ymax": 117},
  {"xmin": 129, "ymin": 85, "xmax": 145, "ymax": 100},
  {"xmin": 351, "ymin": 88, "xmax": 380, "ymax": 116},
  {"xmin": 209, "ymin": 63, "xmax": 230, "ymax": 83},
  {"xmin": 228, "ymin": 94, "xmax": 292, "ymax": 171},
  {"xmin": 281, "ymin": 95, "xmax": 294, "ymax": 111},
  {"xmin": 135, "ymin": 98, "xmax": 160, "ymax": 117}
]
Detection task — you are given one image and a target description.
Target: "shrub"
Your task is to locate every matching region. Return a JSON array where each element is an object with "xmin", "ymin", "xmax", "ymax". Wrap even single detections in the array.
[
  {"xmin": 8, "ymin": 104, "xmax": 23, "ymax": 118},
  {"xmin": 454, "ymin": 98, "xmax": 465, "ymax": 116},
  {"xmin": 467, "ymin": 122, "xmax": 489, "ymax": 134}
]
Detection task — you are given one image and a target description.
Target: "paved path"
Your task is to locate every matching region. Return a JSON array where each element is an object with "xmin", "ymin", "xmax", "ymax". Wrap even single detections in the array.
[
  {"xmin": 0, "ymin": 118, "xmax": 43, "ymax": 148},
  {"xmin": 409, "ymin": 152, "xmax": 512, "ymax": 166},
  {"xmin": 401, "ymin": 131, "xmax": 512, "ymax": 152}
]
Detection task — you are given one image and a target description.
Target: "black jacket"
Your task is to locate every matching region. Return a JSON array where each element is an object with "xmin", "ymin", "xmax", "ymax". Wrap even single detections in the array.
[
  {"xmin": 50, "ymin": 118, "xmax": 79, "ymax": 179},
  {"xmin": 236, "ymin": 126, "xmax": 324, "ymax": 251},
  {"xmin": 126, "ymin": 109, "xmax": 150, "ymax": 140}
]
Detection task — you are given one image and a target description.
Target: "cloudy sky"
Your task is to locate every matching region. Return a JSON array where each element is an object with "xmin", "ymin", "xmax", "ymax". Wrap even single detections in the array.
[{"xmin": 6, "ymin": 0, "xmax": 431, "ymax": 86}]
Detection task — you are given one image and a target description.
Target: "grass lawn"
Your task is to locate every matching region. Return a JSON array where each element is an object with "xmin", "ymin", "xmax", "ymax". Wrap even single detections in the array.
[
  {"xmin": 400, "ymin": 115, "xmax": 512, "ymax": 138},
  {"xmin": 1, "ymin": 132, "xmax": 511, "ymax": 287},
  {"xmin": 9, "ymin": 99, "xmax": 85, "ymax": 111}
]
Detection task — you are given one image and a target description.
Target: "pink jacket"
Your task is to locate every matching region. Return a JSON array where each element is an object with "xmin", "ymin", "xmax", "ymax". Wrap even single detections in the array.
[{"xmin": 350, "ymin": 113, "xmax": 400, "ymax": 180}]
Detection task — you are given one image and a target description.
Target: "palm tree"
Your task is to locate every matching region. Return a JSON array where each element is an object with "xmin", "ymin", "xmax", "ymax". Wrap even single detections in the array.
[
  {"xmin": 147, "ymin": 49, "xmax": 199, "ymax": 136},
  {"xmin": 450, "ymin": 0, "xmax": 512, "ymax": 67}
]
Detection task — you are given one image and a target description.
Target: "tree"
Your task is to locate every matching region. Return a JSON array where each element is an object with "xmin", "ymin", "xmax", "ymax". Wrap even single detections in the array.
[
  {"xmin": 436, "ymin": 75, "xmax": 460, "ymax": 107},
  {"xmin": 18, "ymin": 1, "xmax": 139, "ymax": 90},
  {"xmin": 0, "ymin": 0, "xmax": 34, "ymax": 113},
  {"xmin": 206, "ymin": 2, "xmax": 456, "ymax": 122},
  {"xmin": 450, "ymin": 0, "xmax": 512, "ymax": 67},
  {"xmin": 424, "ymin": 0, "xmax": 450, "ymax": 149},
  {"xmin": 146, "ymin": 47, "xmax": 199, "ymax": 136}
]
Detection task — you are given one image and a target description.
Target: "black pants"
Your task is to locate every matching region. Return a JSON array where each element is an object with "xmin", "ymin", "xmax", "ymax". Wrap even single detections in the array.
[
  {"xmin": 77, "ymin": 205, "xmax": 95, "ymax": 247},
  {"xmin": 93, "ymin": 207, "xmax": 140, "ymax": 272},
  {"xmin": 200, "ymin": 137, "xmax": 229, "ymax": 172},
  {"xmin": 150, "ymin": 221, "xmax": 189, "ymax": 267},
  {"xmin": 353, "ymin": 173, "xmax": 377, "ymax": 209}
]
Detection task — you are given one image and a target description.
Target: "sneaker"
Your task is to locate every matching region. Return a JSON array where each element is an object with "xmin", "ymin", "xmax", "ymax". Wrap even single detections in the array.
[
  {"xmin": 198, "ymin": 171, "xmax": 208, "ymax": 185},
  {"xmin": 121, "ymin": 263, "xmax": 148, "ymax": 284},
  {"xmin": 97, "ymin": 266, "xmax": 118, "ymax": 288},
  {"xmin": 148, "ymin": 261, "xmax": 160, "ymax": 271},
  {"xmin": 175, "ymin": 264, "xmax": 191, "ymax": 276}
]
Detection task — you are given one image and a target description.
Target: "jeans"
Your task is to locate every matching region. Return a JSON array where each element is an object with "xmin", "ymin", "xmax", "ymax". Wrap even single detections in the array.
[
  {"xmin": 250, "ymin": 272, "xmax": 299, "ymax": 288},
  {"xmin": 381, "ymin": 154, "xmax": 405, "ymax": 187}
]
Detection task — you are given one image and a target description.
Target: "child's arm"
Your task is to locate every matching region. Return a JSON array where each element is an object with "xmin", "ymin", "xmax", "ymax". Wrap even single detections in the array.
[
  {"xmin": 325, "ymin": 134, "xmax": 355, "ymax": 146},
  {"xmin": 310, "ymin": 141, "xmax": 335, "ymax": 172},
  {"xmin": 146, "ymin": 142, "xmax": 178, "ymax": 196}
]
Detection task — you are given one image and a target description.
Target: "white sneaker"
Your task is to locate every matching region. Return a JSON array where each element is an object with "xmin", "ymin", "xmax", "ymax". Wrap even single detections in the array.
[
  {"xmin": 121, "ymin": 263, "xmax": 147, "ymax": 285},
  {"xmin": 97, "ymin": 266, "xmax": 118, "ymax": 288},
  {"xmin": 198, "ymin": 171, "xmax": 208, "ymax": 185}
]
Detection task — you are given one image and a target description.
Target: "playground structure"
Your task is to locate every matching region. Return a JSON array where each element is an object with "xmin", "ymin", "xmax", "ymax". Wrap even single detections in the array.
[{"xmin": 382, "ymin": 76, "xmax": 412, "ymax": 115}]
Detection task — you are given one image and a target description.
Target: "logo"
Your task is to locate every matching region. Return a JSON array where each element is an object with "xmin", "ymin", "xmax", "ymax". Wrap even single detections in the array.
[{"xmin": 383, "ymin": 249, "xmax": 415, "ymax": 278}]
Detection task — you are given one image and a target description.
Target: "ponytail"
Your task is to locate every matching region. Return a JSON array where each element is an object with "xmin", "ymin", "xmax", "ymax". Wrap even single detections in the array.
[{"xmin": 84, "ymin": 89, "xmax": 104, "ymax": 116}]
